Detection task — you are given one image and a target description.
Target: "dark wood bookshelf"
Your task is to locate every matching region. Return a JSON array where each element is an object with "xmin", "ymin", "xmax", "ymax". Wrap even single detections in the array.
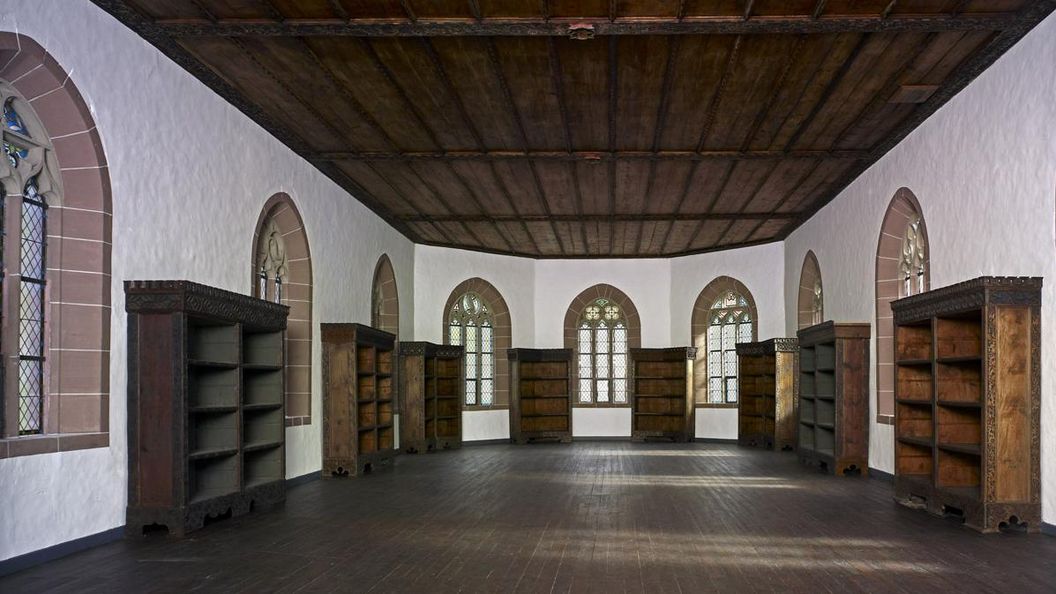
[
  {"xmin": 892, "ymin": 276, "xmax": 1041, "ymax": 533},
  {"xmin": 736, "ymin": 338, "xmax": 799, "ymax": 450},
  {"xmin": 630, "ymin": 348, "xmax": 695, "ymax": 443},
  {"xmin": 322, "ymin": 324, "xmax": 397, "ymax": 476},
  {"xmin": 125, "ymin": 280, "xmax": 288, "ymax": 536},
  {"xmin": 796, "ymin": 321, "xmax": 870, "ymax": 476},
  {"xmin": 509, "ymin": 349, "xmax": 573, "ymax": 444},
  {"xmin": 399, "ymin": 341, "xmax": 464, "ymax": 453}
]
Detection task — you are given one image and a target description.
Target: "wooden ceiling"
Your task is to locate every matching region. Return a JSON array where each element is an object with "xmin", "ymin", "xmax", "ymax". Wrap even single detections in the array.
[{"xmin": 93, "ymin": 1, "xmax": 1055, "ymax": 258}]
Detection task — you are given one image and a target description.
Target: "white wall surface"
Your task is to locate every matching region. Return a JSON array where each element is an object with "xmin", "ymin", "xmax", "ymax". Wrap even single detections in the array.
[
  {"xmin": 0, "ymin": 1, "xmax": 414, "ymax": 562},
  {"xmin": 783, "ymin": 13, "xmax": 1056, "ymax": 522}
]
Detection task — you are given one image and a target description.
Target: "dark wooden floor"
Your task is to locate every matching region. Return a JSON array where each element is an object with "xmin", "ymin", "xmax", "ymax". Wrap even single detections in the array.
[{"xmin": 4, "ymin": 442, "xmax": 1056, "ymax": 593}]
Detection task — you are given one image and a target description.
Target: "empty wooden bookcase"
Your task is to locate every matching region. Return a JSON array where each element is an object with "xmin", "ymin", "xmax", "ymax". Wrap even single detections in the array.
[
  {"xmin": 891, "ymin": 277, "xmax": 1041, "ymax": 532},
  {"xmin": 399, "ymin": 341, "xmax": 465, "ymax": 453},
  {"xmin": 796, "ymin": 321, "xmax": 870, "ymax": 476},
  {"xmin": 630, "ymin": 348, "xmax": 695, "ymax": 442},
  {"xmin": 125, "ymin": 280, "xmax": 288, "ymax": 536},
  {"xmin": 322, "ymin": 324, "xmax": 397, "ymax": 476},
  {"xmin": 509, "ymin": 349, "xmax": 573, "ymax": 444},
  {"xmin": 736, "ymin": 339, "xmax": 799, "ymax": 450}
]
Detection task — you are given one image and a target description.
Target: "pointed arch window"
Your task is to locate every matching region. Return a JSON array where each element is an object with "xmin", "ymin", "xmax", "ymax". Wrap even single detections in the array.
[
  {"xmin": 900, "ymin": 215, "xmax": 927, "ymax": 297},
  {"xmin": 2, "ymin": 88, "xmax": 54, "ymax": 436},
  {"xmin": 448, "ymin": 293, "xmax": 494, "ymax": 406},
  {"xmin": 706, "ymin": 292, "xmax": 752, "ymax": 404},
  {"xmin": 577, "ymin": 298, "xmax": 628, "ymax": 404}
]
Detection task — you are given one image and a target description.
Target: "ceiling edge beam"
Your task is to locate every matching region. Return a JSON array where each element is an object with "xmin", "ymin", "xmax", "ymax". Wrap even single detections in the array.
[
  {"xmin": 306, "ymin": 149, "xmax": 870, "ymax": 162},
  {"xmin": 148, "ymin": 14, "xmax": 1026, "ymax": 37},
  {"xmin": 400, "ymin": 212, "xmax": 797, "ymax": 223}
]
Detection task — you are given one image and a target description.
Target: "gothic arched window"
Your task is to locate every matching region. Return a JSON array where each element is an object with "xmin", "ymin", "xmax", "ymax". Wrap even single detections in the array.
[
  {"xmin": 2, "ymin": 84, "xmax": 57, "ymax": 435},
  {"xmin": 706, "ymin": 292, "xmax": 753, "ymax": 404},
  {"xmin": 577, "ymin": 298, "xmax": 629, "ymax": 404},
  {"xmin": 448, "ymin": 293, "xmax": 494, "ymax": 406}
]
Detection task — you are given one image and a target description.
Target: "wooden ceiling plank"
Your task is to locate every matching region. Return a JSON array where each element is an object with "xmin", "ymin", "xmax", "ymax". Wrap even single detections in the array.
[
  {"xmin": 812, "ymin": 0, "xmax": 828, "ymax": 18},
  {"xmin": 739, "ymin": 158, "xmax": 823, "ymax": 239},
  {"xmin": 695, "ymin": 35, "xmax": 743, "ymax": 151},
  {"xmin": 738, "ymin": 35, "xmax": 806, "ymax": 151},
  {"xmin": 482, "ymin": 36, "xmax": 567, "ymax": 253},
  {"xmin": 744, "ymin": 0, "xmax": 756, "ymax": 20},
  {"xmin": 147, "ymin": 13, "xmax": 1030, "ymax": 36},
  {"xmin": 398, "ymin": 0, "xmax": 417, "ymax": 21},
  {"xmin": 780, "ymin": 33, "xmax": 870, "ymax": 151},
  {"xmin": 358, "ymin": 38, "xmax": 444, "ymax": 150},
  {"xmin": 418, "ymin": 38, "xmax": 487, "ymax": 151},
  {"xmin": 398, "ymin": 212, "xmax": 795, "ymax": 222},
  {"xmin": 710, "ymin": 159, "xmax": 781, "ymax": 246},
  {"xmin": 308, "ymin": 149, "xmax": 871, "ymax": 161},
  {"xmin": 681, "ymin": 159, "xmax": 737, "ymax": 252},
  {"xmin": 487, "ymin": 162, "xmax": 545, "ymax": 254}
]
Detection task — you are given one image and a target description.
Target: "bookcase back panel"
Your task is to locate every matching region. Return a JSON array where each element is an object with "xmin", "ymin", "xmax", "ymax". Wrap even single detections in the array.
[
  {"xmin": 437, "ymin": 419, "xmax": 459, "ymax": 437},
  {"xmin": 378, "ymin": 377, "xmax": 394, "ymax": 401},
  {"xmin": 936, "ymin": 363, "xmax": 981, "ymax": 403},
  {"xmin": 377, "ymin": 351, "xmax": 393, "ymax": 375},
  {"xmin": 522, "ymin": 398, "xmax": 570, "ymax": 416},
  {"xmin": 938, "ymin": 450, "xmax": 980, "ymax": 488},
  {"xmin": 357, "ymin": 347, "xmax": 375, "ymax": 373},
  {"xmin": 521, "ymin": 361, "xmax": 567, "ymax": 378},
  {"xmin": 244, "ymin": 408, "xmax": 283, "ymax": 445},
  {"xmin": 994, "ymin": 307, "xmax": 1032, "ymax": 502},
  {"xmin": 635, "ymin": 378, "xmax": 685, "ymax": 396},
  {"xmin": 190, "ymin": 368, "xmax": 239, "ymax": 408},
  {"xmin": 188, "ymin": 323, "xmax": 239, "ymax": 364},
  {"xmin": 358, "ymin": 403, "xmax": 377, "ymax": 427},
  {"xmin": 897, "ymin": 442, "xmax": 932, "ymax": 476},
  {"xmin": 436, "ymin": 359, "xmax": 461, "ymax": 377},
  {"xmin": 437, "ymin": 378, "xmax": 459, "ymax": 396},
  {"xmin": 190, "ymin": 456, "xmax": 239, "ymax": 503},
  {"xmin": 936, "ymin": 316, "xmax": 982, "ymax": 360},
  {"xmin": 244, "ymin": 449, "xmax": 282, "ymax": 487},
  {"xmin": 897, "ymin": 365, "xmax": 933, "ymax": 402},
  {"xmin": 243, "ymin": 330, "xmax": 283, "ymax": 367},
  {"xmin": 191, "ymin": 412, "xmax": 237, "ymax": 452},
  {"xmin": 378, "ymin": 402, "xmax": 394, "ymax": 425},
  {"xmin": 437, "ymin": 398, "xmax": 460, "ymax": 417},
  {"xmin": 520, "ymin": 379, "xmax": 569, "ymax": 397},
  {"xmin": 897, "ymin": 403, "xmax": 932, "ymax": 439},
  {"xmin": 244, "ymin": 369, "xmax": 282, "ymax": 407},
  {"xmin": 636, "ymin": 397, "xmax": 684, "ymax": 415},
  {"xmin": 636, "ymin": 361, "xmax": 684, "ymax": 377},
  {"xmin": 937, "ymin": 406, "xmax": 981, "ymax": 445},
  {"xmin": 635, "ymin": 415, "xmax": 684, "ymax": 433}
]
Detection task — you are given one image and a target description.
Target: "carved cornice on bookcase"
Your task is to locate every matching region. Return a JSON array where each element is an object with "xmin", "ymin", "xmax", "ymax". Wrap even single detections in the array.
[
  {"xmin": 891, "ymin": 276, "xmax": 1042, "ymax": 323},
  {"xmin": 507, "ymin": 348, "xmax": 572, "ymax": 361},
  {"xmin": 735, "ymin": 338, "xmax": 799, "ymax": 356},
  {"xmin": 124, "ymin": 280, "xmax": 288, "ymax": 329}
]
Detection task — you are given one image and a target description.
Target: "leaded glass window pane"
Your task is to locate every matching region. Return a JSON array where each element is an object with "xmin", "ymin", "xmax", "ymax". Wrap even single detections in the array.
[
  {"xmin": 579, "ymin": 353, "xmax": 592, "ymax": 378},
  {"xmin": 448, "ymin": 292, "xmax": 495, "ymax": 407},
  {"xmin": 612, "ymin": 353, "xmax": 626, "ymax": 380},
  {"xmin": 704, "ymin": 291, "xmax": 753, "ymax": 406},
  {"xmin": 613, "ymin": 379, "xmax": 627, "ymax": 404},
  {"xmin": 596, "ymin": 379, "xmax": 609, "ymax": 403},
  {"xmin": 709, "ymin": 377, "xmax": 722, "ymax": 404},
  {"xmin": 579, "ymin": 378, "xmax": 592, "ymax": 403},
  {"xmin": 18, "ymin": 359, "xmax": 42, "ymax": 434},
  {"xmin": 738, "ymin": 320, "xmax": 752, "ymax": 344}
]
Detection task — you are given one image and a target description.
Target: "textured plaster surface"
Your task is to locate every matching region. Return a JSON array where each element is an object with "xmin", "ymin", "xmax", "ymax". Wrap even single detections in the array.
[
  {"xmin": 0, "ymin": 0, "xmax": 414, "ymax": 562},
  {"xmin": 783, "ymin": 11, "xmax": 1056, "ymax": 522}
]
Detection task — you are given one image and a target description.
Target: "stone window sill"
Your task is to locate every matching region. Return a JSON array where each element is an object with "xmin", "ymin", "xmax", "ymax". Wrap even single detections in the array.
[
  {"xmin": 696, "ymin": 403, "xmax": 739, "ymax": 409},
  {"xmin": 464, "ymin": 405, "xmax": 509, "ymax": 412},
  {"xmin": 572, "ymin": 403, "xmax": 632, "ymax": 408},
  {"xmin": 285, "ymin": 416, "xmax": 311, "ymax": 427},
  {"xmin": 0, "ymin": 432, "xmax": 108, "ymax": 460}
]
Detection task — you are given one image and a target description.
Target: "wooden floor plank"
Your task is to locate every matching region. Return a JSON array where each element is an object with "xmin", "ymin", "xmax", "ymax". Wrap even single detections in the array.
[{"xmin": 3, "ymin": 442, "xmax": 1056, "ymax": 593}]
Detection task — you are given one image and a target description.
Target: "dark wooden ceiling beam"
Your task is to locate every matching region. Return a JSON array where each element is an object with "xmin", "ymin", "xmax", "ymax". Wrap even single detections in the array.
[
  {"xmin": 811, "ymin": 1, "xmax": 828, "ymax": 19},
  {"xmin": 150, "ymin": 14, "xmax": 1028, "ymax": 37},
  {"xmin": 310, "ymin": 148, "xmax": 870, "ymax": 162},
  {"xmin": 400, "ymin": 212, "xmax": 794, "ymax": 223}
]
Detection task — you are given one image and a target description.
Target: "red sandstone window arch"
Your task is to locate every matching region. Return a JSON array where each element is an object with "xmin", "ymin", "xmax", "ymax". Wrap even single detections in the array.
[
  {"xmin": 875, "ymin": 188, "xmax": 930, "ymax": 424},
  {"xmin": 798, "ymin": 250, "xmax": 824, "ymax": 329},
  {"xmin": 0, "ymin": 32, "xmax": 113, "ymax": 458},
  {"xmin": 371, "ymin": 254, "xmax": 398, "ymax": 337},
  {"xmin": 252, "ymin": 193, "xmax": 313, "ymax": 427}
]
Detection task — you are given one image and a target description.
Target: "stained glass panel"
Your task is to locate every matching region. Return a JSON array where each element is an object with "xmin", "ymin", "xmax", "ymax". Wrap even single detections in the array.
[{"xmin": 4, "ymin": 99, "xmax": 29, "ymax": 167}]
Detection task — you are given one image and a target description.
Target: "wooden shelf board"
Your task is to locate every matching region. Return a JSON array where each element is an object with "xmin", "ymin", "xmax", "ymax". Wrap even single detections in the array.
[
  {"xmin": 815, "ymin": 448, "xmax": 835, "ymax": 458},
  {"xmin": 633, "ymin": 394, "xmax": 686, "ymax": 399},
  {"xmin": 936, "ymin": 355, "xmax": 982, "ymax": 364},
  {"xmin": 815, "ymin": 395, "xmax": 835, "ymax": 401},
  {"xmin": 243, "ymin": 402, "xmax": 282, "ymax": 412},
  {"xmin": 896, "ymin": 398, "xmax": 932, "ymax": 406},
  {"xmin": 897, "ymin": 436, "xmax": 933, "ymax": 448},
  {"xmin": 188, "ymin": 359, "xmax": 239, "ymax": 369},
  {"xmin": 436, "ymin": 415, "xmax": 460, "ymax": 420},
  {"xmin": 896, "ymin": 359, "xmax": 932, "ymax": 367},
  {"xmin": 190, "ymin": 404, "xmax": 238, "ymax": 414},
  {"xmin": 244, "ymin": 478, "xmax": 282, "ymax": 490},
  {"xmin": 242, "ymin": 363, "xmax": 283, "ymax": 371},
  {"xmin": 242, "ymin": 440, "xmax": 282, "ymax": 453},
  {"xmin": 936, "ymin": 400, "xmax": 982, "ymax": 409},
  {"xmin": 189, "ymin": 447, "xmax": 238, "ymax": 461},
  {"xmin": 937, "ymin": 442, "xmax": 981, "ymax": 456},
  {"xmin": 799, "ymin": 420, "xmax": 815, "ymax": 427},
  {"xmin": 816, "ymin": 422, "xmax": 835, "ymax": 431}
]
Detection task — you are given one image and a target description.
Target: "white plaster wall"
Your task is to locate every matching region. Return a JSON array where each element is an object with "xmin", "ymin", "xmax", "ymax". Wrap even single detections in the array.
[
  {"xmin": 695, "ymin": 409, "xmax": 739, "ymax": 441},
  {"xmin": 461, "ymin": 410, "xmax": 509, "ymax": 442},
  {"xmin": 783, "ymin": 13, "xmax": 1056, "ymax": 522},
  {"xmin": 0, "ymin": 1, "xmax": 414, "ymax": 562}
]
